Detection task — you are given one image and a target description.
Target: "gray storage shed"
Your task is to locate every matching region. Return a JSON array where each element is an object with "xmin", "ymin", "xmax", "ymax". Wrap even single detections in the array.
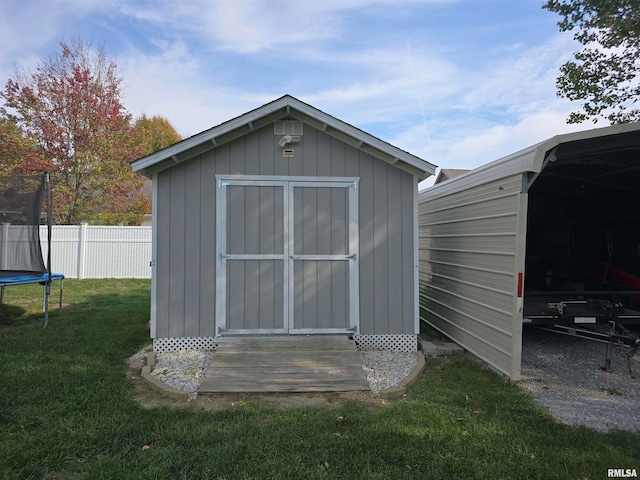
[
  {"xmin": 418, "ymin": 122, "xmax": 640, "ymax": 380},
  {"xmin": 132, "ymin": 95, "xmax": 436, "ymax": 353}
]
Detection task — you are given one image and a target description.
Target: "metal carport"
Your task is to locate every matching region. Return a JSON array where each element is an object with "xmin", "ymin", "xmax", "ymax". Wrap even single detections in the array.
[{"xmin": 418, "ymin": 122, "xmax": 640, "ymax": 380}]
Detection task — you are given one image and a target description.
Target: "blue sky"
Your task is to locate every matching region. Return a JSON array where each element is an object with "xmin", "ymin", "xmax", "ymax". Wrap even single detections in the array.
[{"xmin": 1, "ymin": 0, "xmax": 592, "ymax": 185}]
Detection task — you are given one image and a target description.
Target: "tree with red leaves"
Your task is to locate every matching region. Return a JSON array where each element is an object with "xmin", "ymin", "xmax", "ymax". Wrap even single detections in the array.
[
  {"xmin": 0, "ymin": 38, "xmax": 150, "ymax": 225},
  {"xmin": 0, "ymin": 119, "xmax": 46, "ymax": 176}
]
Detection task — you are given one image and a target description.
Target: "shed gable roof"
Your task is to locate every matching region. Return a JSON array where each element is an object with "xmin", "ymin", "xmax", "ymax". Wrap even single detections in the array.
[{"xmin": 131, "ymin": 95, "xmax": 436, "ymax": 180}]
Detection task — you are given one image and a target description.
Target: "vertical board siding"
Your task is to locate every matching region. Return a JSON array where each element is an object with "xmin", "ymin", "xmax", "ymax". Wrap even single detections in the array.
[
  {"xmin": 227, "ymin": 260, "xmax": 246, "ymax": 328},
  {"xmin": 198, "ymin": 155, "xmax": 217, "ymax": 337},
  {"xmin": 227, "ymin": 186, "xmax": 248, "ymax": 254},
  {"xmin": 154, "ymin": 123, "xmax": 418, "ymax": 338},
  {"xmin": 184, "ymin": 159, "xmax": 202, "ymax": 335},
  {"xmin": 292, "ymin": 187, "xmax": 350, "ymax": 329},
  {"xmin": 418, "ymin": 174, "xmax": 524, "ymax": 379},
  {"xmin": 358, "ymin": 153, "xmax": 375, "ymax": 331},
  {"xmin": 293, "ymin": 260, "xmax": 349, "ymax": 329},
  {"xmin": 302, "ymin": 128, "xmax": 318, "ymax": 176},
  {"xmin": 387, "ymin": 166, "xmax": 403, "ymax": 333},
  {"xmin": 168, "ymin": 164, "xmax": 186, "ymax": 338},
  {"xmin": 317, "ymin": 260, "xmax": 332, "ymax": 324},
  {"xmin": 227, "ymin": 259, "xmax": 284, "ymax": 330},
  {"xmin": 259, "ymin": 260, "xmax": 279, "ymax": 328},
  {"xmin": 402, "ymin": 173, "xmax": 416, "ymax": 333},
  {"xmin": 259, "ymin": 187, "xmax": 282, "ymax": 254},
  {"xmin": 373, "ymin": 160, "xmax": 389, "ymax": 334},
  {"xmin": 331, "ymin": 186, "xmax": 347, "ymax": 255},
  {"xmin": 226, "ymin": 184, "xmax": 284, "ymax": 331},
  {"xmin": 330, "ymin": 261, "xmax": 348, "ymax": 328},
  {"xmin": 156, "ymin": 172, "xmax": 171, "ymax": 337},
  {"xmin": 331, "ymin": 138, "xmax": 347, "ymax": 176}
]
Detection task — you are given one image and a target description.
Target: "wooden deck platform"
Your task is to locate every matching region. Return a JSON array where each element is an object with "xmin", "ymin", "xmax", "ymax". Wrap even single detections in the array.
[{"xmin": 198, "ymin": 335, "xmax": 370, "ymax": 393}]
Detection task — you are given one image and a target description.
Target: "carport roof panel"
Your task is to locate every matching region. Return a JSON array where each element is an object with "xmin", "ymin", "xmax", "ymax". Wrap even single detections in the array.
[
  {"xmin": 132, "ymin": 94, "xmax": 436, "ymax": 179},
  {"xmin": 419, "ymin": 121, "xmax": 640, "ymax": 200}
]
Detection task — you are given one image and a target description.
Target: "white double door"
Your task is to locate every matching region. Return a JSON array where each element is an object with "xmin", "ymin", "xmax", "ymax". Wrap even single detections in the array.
[{"xmin": 215, "ymin": 176, "xmax": 359, "ymax": 335}]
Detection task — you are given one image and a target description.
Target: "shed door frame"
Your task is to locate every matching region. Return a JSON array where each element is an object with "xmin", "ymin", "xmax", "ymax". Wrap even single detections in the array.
[{"xmin": 215, "ymin": 175, "xmax": 360, "ymax": 336}]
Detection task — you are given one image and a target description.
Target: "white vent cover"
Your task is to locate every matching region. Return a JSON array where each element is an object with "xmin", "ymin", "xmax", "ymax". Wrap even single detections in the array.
[{"xmin": 274, "ymin": 120, "xmax": 303, "ymax": 136}]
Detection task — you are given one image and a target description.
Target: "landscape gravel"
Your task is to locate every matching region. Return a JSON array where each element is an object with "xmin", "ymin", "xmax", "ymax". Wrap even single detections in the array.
[
  {"xmin": 360, "ymin": 351, "xmax": 417, "ymax": 395},
  {"xmin": 151, "ymin": 350, "xmax": 214, "ymax": 400},
  {"xmin": 519, "ymin": 327, "xmax": 640, "ymax": 433},
  {"xmin": 149, "ymin": 349, "xmax": 417, "ymax": 399}
]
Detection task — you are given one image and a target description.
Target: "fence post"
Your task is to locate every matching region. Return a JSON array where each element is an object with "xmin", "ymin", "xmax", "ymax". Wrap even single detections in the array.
[
  {"xmin": 77, "ymin": 222, "xmax": 88, "ymax": 279},
  {"xmin": 1, "ymin": 223, "xmax": 9, "ymax": 270}
]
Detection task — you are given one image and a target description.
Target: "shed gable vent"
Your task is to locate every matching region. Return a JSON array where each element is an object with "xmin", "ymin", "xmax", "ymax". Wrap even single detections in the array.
[{"xmin": 274, "ymin": 120, "xmax": 303, "ymax": 136}]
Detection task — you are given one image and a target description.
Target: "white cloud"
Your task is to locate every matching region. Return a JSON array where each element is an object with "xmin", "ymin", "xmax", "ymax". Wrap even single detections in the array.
[
  {"xmin": 115, "ymin": 0, "xmax": 459, "ymax": 54},
  {"xmin": 1, "ymin": 0, "xmax": 593, "ymax": 182},
  {"xmin": 119, "ymin": 42, "xmax": 264, "ymax": 137},
  {"xmin": 0, "ymin": 0, "xmax": 120, "ymax": 97},
  {"xmin": 410, "ymin": 108, "xmax": 590, "ymax": 188},
  {"xmin": 116, "ymin": 13, "xmax": 470, "ymax": 136},
  {"xmin": 290, "ymin": 31, "xmax": 580, "ymax": 162},
  {"xmin": 460, "ymin": 34, "xmax": 577, "ymax": 114},
  {"xmin": 0, "ymin": 0, "xmax": 115, "ymax": 57},
  {"xmin": 439, "ymin": 109, "xmax": 586, "ymax": 165},
  {"xmin": 116, "ymin": 1, "xmax": 348, "ymax": 54}
]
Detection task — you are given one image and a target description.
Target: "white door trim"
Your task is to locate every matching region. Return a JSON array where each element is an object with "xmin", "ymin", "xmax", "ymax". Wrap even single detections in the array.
[{"xmin": 215, "ymin": 175, "xmax": 359, "ymax": 336}]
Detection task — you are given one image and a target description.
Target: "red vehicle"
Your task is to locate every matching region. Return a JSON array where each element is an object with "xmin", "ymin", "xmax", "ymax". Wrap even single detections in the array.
[{"xmin": 578, "ymin": 222, "xmax": 640, "ymax": 305}]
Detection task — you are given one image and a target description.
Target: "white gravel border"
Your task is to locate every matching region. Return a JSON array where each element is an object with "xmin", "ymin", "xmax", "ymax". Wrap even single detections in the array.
[
  {"xmin": 360, "ymin": 351, "xmax": 417, "ymax": 395},
  {"xmin": 151, "ymin": 350, "xmax": 214, "ymax": 400}
]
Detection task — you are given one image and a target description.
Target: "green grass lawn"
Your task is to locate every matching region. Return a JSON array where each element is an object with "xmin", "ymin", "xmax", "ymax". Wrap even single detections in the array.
[{"xmin": 0, "ymin": 279, "xmax": 638, "ymax": 479}]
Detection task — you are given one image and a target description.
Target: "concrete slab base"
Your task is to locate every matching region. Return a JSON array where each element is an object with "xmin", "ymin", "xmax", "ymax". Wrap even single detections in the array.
[{"xmin": 418, "ymin": 337, "xmax": 464, "ymax": 357}]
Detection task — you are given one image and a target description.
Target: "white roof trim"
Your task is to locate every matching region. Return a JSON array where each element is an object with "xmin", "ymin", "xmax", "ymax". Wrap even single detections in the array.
[{"xmin": 132, "ymin": 95, "xmax": 436, "ymax": 179}]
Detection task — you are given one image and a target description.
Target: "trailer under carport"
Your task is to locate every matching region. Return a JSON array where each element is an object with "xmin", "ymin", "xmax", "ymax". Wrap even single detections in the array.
[{"xmin": 418, "ymin": 122, "xmax": 640, "ymax": 380}]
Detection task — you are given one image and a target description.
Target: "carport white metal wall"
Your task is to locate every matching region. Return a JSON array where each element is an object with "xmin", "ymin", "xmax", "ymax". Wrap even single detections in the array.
[{"xmin": 418, "ymin": 122, "xmax": 640, "ymax": 380}]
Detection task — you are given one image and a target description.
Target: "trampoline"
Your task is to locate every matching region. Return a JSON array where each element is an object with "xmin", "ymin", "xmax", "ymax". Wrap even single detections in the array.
[{"xmin": 0, "ymin": 174, "xmax": 64, "ymax": 326}]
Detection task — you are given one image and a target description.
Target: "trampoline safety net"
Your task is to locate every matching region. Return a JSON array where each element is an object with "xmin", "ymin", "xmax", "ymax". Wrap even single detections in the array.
[{"xmin": 0, "ymin": 175, "xmax": 47, "ymax": 276}]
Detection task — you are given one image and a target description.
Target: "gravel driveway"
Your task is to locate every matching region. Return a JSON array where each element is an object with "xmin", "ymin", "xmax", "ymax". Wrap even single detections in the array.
[{"xmin": 519, "ymin": 327, "xmax": 640, "ymax": 433}]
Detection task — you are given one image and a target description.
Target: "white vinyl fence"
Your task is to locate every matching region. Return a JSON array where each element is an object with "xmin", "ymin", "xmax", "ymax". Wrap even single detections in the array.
[{"xmin": 39, "ymin": 224, "xmax": 152, "ymax": 279}]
